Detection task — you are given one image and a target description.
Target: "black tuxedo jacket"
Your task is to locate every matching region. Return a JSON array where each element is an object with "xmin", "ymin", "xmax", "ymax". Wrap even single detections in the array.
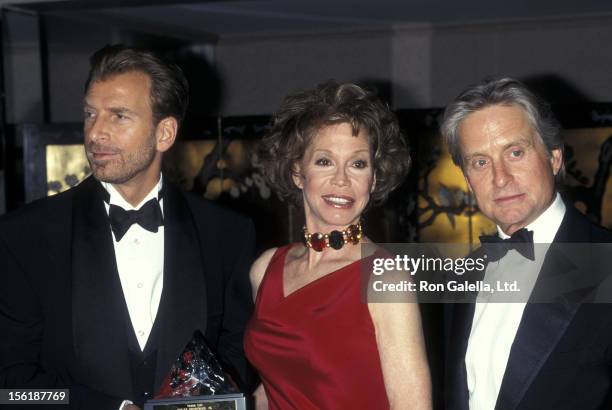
[
  {"xmin": 446, "ymin": 204, "xmax": 612, "ymax": 410},
  {"xmin": 0, "ymin": 176, "xmax": 255, "ymax": 409}
]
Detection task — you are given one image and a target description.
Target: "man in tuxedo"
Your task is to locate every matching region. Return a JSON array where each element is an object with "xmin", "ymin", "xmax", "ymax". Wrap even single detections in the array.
[
  {"xmin": 441, "ymin": 77, "xmax": 612, "ymax": 409},
  {"xmin": 0, "ymin": 45, "xmax": 254, "ymax": 409}
]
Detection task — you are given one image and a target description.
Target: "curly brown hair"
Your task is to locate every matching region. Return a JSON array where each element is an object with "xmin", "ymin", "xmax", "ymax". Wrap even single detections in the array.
[{"xmin": 255, "ymin": 81, "xmax": 411, "ymax": 206}]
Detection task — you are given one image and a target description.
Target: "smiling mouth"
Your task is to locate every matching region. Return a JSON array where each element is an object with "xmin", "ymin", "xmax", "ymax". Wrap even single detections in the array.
[{"xmin": 322, "ymin": 195, "xmax": 355, "ymax": 209}]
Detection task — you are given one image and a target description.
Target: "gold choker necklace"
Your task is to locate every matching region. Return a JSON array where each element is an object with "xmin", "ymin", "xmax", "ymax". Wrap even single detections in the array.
[{"xmin": 302, "ymin": 222, "xmax": 362, "ymax": 252}]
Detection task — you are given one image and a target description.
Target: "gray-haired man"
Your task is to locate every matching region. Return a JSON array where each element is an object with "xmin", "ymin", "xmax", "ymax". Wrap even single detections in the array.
[{"xmin": 442, "ymin": 78, "xmax": 612, "ymax": 410}]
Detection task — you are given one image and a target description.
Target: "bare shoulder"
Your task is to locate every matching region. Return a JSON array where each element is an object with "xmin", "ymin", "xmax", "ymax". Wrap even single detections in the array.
[
  {"xmin": 249, "ymin": 247, "xmax": 278, "ymax": 297},
  {"xmin": 367, "ymin": 298, "xmax": 421, "ymax": 328},
  {"xmin": 366, "ymin": 267, "xmax": 421, "ymax": 326},
  {"xmin": 366, "ymin": 270, "xmax": 431, "ymax": 408}
]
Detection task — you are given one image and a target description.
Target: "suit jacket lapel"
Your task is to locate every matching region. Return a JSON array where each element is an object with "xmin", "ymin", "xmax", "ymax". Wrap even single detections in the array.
[
  {"xmin": 495, "ymin": 203, "xmax": 590, "ymax": 410},
  {"xmin": 71, "ymin": 176, "xmax": 133, "ymax": 398},
  {"xmin": 495, "ymin": 302, "xmax": 579, "ymax": 409},
  {"xmin": 154, "ymin": 183, "xmax": 207, "ymax": 390}
]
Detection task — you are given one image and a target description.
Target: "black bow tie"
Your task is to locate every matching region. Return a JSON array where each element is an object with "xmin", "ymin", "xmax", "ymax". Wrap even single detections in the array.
[
  {"xmin": 108, "ymin": 198, "xmax": 164, "ymax": 241},
  {"xmin": 479, "ymin": 228, "xmax": 535, "ymax": 262}
]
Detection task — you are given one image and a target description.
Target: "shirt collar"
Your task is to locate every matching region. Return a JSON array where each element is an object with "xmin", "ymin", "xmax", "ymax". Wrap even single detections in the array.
[
  {"xmin": 101, "ymin": 174, "xmax": 163, "ymax": 211},
  {"xmin": 497, "ymin": 192, "xmax": 566, "ymax": 243}
]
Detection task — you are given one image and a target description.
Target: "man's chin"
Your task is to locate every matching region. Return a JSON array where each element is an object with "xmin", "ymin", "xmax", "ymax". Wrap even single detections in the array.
[
  {"xmin": 91, "ymin": 169, "xmax": 124, "ymax": 185},
  {"xmin": 496, "ymin": 213, "xmax": 531, "ymax": 232}
]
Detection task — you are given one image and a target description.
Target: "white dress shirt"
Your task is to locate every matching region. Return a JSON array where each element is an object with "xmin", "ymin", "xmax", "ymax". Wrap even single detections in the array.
[
  {"xmin": 101, "ymin": 177, "xmax": 165, "ymax": 352},
  {"xmin": 465, "ymin": 193, "xmax": 566, "ymax": 410}
]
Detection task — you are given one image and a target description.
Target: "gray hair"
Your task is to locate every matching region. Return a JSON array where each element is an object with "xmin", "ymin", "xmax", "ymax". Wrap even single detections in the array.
[{"xmin": 440, "ymin": 77, "xmax": 564, "ymax": 179}]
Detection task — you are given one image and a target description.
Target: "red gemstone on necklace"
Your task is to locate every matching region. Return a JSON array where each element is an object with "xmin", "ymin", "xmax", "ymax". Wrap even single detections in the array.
[
  {"xmin": 310, "ymin": 233, "xmax": 326, "ymax": 252},
  {"xmin": 347, "ymin": 224, "xmax": 360, "ymax": 244}
]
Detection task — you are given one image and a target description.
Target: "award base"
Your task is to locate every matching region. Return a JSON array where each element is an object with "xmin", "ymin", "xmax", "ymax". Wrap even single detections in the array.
[{"xmin": 144, "ymin": 393, "xmax": 246, "ymax": 410}]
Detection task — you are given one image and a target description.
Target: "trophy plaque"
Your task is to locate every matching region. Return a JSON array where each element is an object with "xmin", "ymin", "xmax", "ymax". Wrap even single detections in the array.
[
  {"xmin": 144, "ymin": 331, "xmax": 246, "ymax": 410},
  {"xmin": 144, "ymin": 393, "xmax": 246, "ymax": 410}
]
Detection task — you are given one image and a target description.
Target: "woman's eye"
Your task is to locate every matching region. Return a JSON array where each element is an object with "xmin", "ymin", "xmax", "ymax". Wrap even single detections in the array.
[
  {"xmin": 315, "ymin": 158, "xmax": 331, "ymax": 166},
  {"xmin": 353, "ymin": 160, "xmax": 368, "ymax": 168}
]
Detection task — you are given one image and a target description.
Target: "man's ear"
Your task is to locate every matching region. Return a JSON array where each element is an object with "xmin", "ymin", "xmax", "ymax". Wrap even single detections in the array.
[
  {"xmin": 550, "ymin": 147, "xmax": 563, "ymax": 175},
  {"xmin": 156, "ymin": 117, "xmax": 178, "ymax": 153},
  {"xmin": 291, "ymin": 162, "xmax": 304, "ymax": 189}
]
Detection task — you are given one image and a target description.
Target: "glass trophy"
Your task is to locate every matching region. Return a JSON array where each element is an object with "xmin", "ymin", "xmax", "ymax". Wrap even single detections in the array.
[{"xmin": 144, "ymin": 331, "xmax": 246, "ymax": 410}]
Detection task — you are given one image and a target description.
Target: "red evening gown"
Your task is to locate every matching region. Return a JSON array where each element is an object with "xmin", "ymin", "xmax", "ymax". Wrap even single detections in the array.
[{"xmin": 244, "ymin": 245, "xmax": 390, "ymax": 409}]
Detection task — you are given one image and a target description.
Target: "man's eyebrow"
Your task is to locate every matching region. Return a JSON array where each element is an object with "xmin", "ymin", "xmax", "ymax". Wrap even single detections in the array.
[
  {"xmin": 463, "ymin": 153, "xmax": 481, "ymax": 164},
  {"xmin": 81, "ymin": 103, "xmax": 139, "ymax": 117},
  {"xmin": 462, "ymin": 149, "xmax": 488, "ymax": 163},
  {"xmin": 501, "ymin": 137, "xmax": 533, "ymax": 150},
  {"xmin": 108, "ymin": 106, "xmax": 138, "ymax": 116}
]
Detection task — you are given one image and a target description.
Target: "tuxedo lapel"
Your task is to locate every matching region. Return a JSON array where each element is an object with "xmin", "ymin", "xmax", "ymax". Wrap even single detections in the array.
[
  {"xmin": 154, "ymin": 184, "xmax": 207, "ymax": 390},
  {"xmin": 71, "ymin": 176, "xmax": 133, "ymax": 398},
  {"xmin": 495, "ymin": 204, "xmax": 591, "ymax": 409},
  {"xmin": 495, "ymin": 302, "xmax": 579, "ymax": 409}
]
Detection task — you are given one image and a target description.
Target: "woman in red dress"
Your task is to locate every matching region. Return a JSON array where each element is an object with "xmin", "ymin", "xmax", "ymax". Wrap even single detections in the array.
[{"xmin": 244, "ymin": 82, "xmax": 431, "ymax": 409}]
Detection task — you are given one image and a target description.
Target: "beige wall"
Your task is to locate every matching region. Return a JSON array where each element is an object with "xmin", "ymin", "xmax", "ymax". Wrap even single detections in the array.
[
  {"xmin": 215, "ymin": 15, "xmax": 612, "ymax": 115},
  {"xmin": 6, "ymin": 14, "xmax": 612, "ymax": 121},
  {"xmin": 391, "ymin": 24, "xmax": 432, "ymax": 108},
  {"xmin": 393, "ymin": 15, "xmax": 612, "ymax": 108},
  {"xmin": 215, "ymin": 29, "xmax": 393, "ymax": 116}
]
